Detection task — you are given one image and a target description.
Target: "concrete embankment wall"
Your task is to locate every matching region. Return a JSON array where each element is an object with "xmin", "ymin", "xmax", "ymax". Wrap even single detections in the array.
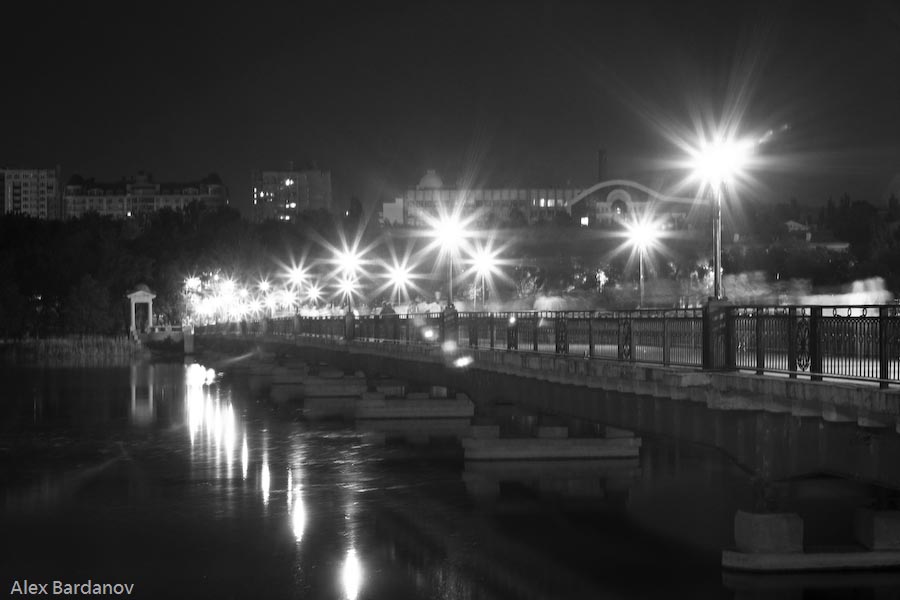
[
  {"xmin": 199, "ymin": 335, "xmax": 900, "ymax": 429},
  {"xmin": 197, "ymin": 335, "xmax": 900, "ymax": 489}
]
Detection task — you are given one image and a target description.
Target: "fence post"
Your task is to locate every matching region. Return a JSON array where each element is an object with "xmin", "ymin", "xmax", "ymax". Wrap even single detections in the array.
[
  {"xmin": 702, "ymin": 306, "xmax": 711, "ymax": 369},
  {"xmin": 443, "ymin": 304, "xmax": 459, "ymax": 348},
  {"xmin": 725, "ymin": 307, "xmax": 735, "ymax": 370},
  {"xmin": 810, "ymin": 307, "xmax": 822, "ymax": 381},
  {"xmin": 489, "ymin": 314, "xmax": 495, "ymax": 349},
  {"xmin": 755, "ymin": 309, "xmax": 765, "ymax": 375},
  {"xmin": 787, "ymin": 307, "xmax": 798, "ymax": 379},
  {"xmin": 344, "ymin": 309, "xmax": 355, "ymax": 341},
  {"xmin": 663, "ymin": 316, "xmax": 670, "ymax": 367},
  {"xmin": 588, "ymin": 313, "xmax": 595, "ymax": 358},
  {"xmin": 879, "ymin": 309, "xmax": 890, "ymax": 389},
  {"xmin": 555, "ymin": 313, "xmax": 568, "ymax": 354}
]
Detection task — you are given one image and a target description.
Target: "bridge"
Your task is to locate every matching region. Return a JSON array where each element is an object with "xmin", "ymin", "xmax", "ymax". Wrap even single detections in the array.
[
  {"xmin": 196, "ymin": 302, "xmax": 900, "ymax": 570},
  {"xmin": 195, "ymin": 302, "xmax": 900, "ymax": 477},
  {"xmin": 198, "ymin": 302, "xmax": 900, "ymax": 383}
]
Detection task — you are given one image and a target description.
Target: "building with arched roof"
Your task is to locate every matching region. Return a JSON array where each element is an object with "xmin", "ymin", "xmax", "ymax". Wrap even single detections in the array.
[{"xmin": 381, "ymin": 170, "xmax": 700, "ymax": 230}]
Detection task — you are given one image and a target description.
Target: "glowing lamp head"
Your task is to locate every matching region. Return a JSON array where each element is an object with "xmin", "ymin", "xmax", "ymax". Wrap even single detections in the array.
[
  {"xmin": 387, "ymin": 264, "xmax": 411, "ymax": 287},
  {"xmin": 338, "ymin": 249, "xmax": 362, "ymax": 276},
  {"xmin": 433, "ymin": 214, "xmax": 464, "ymax": 251},
  {"xmin": 472, "ymin": 247, "xmax": 499, "ymax": 278},
  {"xmin": 627, "ymin": 220, "xmax": 658, "ymax": 251},
  {"xmin": 287, "ymin": 266, "xmax": 307, "ymax": 287},
  {"xmin": 689, "ymin": 135, "xmax": 755, "ymax": 191},
  {"xmin": 337, "ymin": 276, "xmax": 358, "ymax": 298}
]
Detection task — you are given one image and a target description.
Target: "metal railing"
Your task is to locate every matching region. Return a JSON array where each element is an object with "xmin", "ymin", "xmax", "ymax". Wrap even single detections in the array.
[
  {"xmin": 729, "ymin": 305, "xmax": 900, "ymax": 386},
  {"xmin": 194, "ymin": 303, "xmax": 900, "ymax": 388}
]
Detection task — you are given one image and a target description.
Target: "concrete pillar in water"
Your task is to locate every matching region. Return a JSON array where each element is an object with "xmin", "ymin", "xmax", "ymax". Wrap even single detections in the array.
[
  {"xmin": 733, "ymin": 510, "xmax": 804, "ymax": 554},
  {"xmin": 853, "ymin": 509, "xmax": 900, "ymax": 550}
]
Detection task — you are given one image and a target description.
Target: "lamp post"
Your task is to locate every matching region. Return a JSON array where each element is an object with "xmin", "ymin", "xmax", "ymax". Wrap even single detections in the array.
[
  {"xmin": 432, "ymin": 214, "xmax": 464, "ymax": 305},
  {"xmin": 471, "ymin": 246, "xmax": 499, "ymax": 311},
  {"xmin": 627, "ymin": 219, "xmax": 658, "ymax": 309},
  {"xmin": 386, "ymin": 264, "xmax": 412, "ymax": 306},
  {"xmin": 689, "ymin": 135, "xmax": 753, "ymax": 301},
  {"xmin": 337, "ymin": 248, "xmax": 362, "ymax": 310}
]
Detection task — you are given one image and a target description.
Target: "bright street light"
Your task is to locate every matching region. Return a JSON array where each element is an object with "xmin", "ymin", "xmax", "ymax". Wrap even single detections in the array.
[
  {"xmin": 306, "ymin": 282, "xmax": 322, "ymax": 306},
  {"xmin": 431, "ymin": 213, "xmax": 465, "ymax": 304},
  {"xmin": 626, "ymin": 218, "xmax": 659, "ymax": 308},
  {"xmin": 469, "ymin": 245, "xmax": 501, "ymax": 310},
  {"xmin": 336, "ymin": 275, "xmax": 359, "ymax": 309},
  {"xmin": 333, "ymin": 245, "xmax": 365, "ymax": 309},
  {"xmin": 338, "ymin": 249, "xmax": 361, "ymax": 276},
  {"xmin": 286, "ymin": 265, "xmax": 307, "ymax": 288},
  {"xmin": 386, "ymin": 263, "xmax": 412, "ymax": 305},
  {"xmin": 688, "ymin": 134, "xmax": 755, "ymax": 301}
]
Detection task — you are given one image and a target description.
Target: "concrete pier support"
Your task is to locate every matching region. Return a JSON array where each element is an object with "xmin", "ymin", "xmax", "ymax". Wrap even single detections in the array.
[
  {"xmin": 733, "ymin": 510, "xmax": 804, "ymax": 554},
  {"xmin": 854, "ymin": 509, "xmax": 900, "ymax": 550}
]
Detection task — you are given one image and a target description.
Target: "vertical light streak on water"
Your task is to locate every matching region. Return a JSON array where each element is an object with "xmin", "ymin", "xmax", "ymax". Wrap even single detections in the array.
[
  {"xmin": 223, "ymin": 402, "xmax": 236, "ymax": 473},
  {"xmin": 289, "ymin": 466, "xmax": 306, "ymax": 544},
  {"xmin": 261, "ymin": 459, "xmax": 270, "ymax": 506},
  {"xmin": 241, "ymin": 437, "xmax": 249, "ymax": 480},
  {"xmin": 287, "ymin": 469, "xmax": 292, "ymax": 507},
  {"xmin": 341, "ymin": 547, "xmax": 363, "ymax": 600}
]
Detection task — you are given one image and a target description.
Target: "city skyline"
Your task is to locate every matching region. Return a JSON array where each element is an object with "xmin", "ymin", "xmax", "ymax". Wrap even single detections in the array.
[{"xmin": 4, "ymin": 1, "xmax": 900, "ymax": 217}]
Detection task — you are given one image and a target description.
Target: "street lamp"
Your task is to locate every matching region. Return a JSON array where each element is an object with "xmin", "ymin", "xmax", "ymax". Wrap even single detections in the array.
[
  {"xmin": 626, "ymin": 218, "xmax": 658, "ymax": 308},
  {"xmin": 689, "ymin": 134, "xmax": 754, "ymax": 300},
  {"xmin": 431, "ymin": 214, "xmax": 464, "ymax": 304},
  {"xmin": 336, "ymin": 275, "xmax": 359, "ymax": 310},
  {"xmin": 286, "ymin": 265, "xmax": 307, "ymax": 289},
  {"xmin": 470, "ymin": 245, "xmax": 500, "ymax": 310},
  {"xmin": 386, "ymin": 263, "xmax": 412, "ymax": 306},
  {"xmin": 336, "ymin": 247, "xmax": 363, "ymax": 309}
]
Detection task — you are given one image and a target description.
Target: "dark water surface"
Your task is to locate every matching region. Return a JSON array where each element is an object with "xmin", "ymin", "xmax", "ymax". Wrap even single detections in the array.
[{"xmin": 1, "ymin": 360, "xmax": 898, "ymax": 599}]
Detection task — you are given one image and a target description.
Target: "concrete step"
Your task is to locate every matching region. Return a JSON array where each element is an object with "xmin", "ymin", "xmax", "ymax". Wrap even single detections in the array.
[
  {"xmin": 356, "ymin": 398, "xmax": 475, "ymax": 419},
  {"xmin": 722, "ymin": 548, "xmax": 900, "ymax": 572},
  {"xmin": 462, "ymin": 437, "xmax": 641, "ymax": 460},
  {"xmin": 355, "ymin": 417, "xmax": 472, "ymax": 437},
  {"xmin": 300, "ymin": 396, "xmax": 359, "ymax": 420}
]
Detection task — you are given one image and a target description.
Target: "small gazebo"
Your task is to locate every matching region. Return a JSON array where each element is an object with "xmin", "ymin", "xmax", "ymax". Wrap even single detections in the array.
[{"xmin": 127, "ymin": 284, "xmax": 156, "ymax": 338}]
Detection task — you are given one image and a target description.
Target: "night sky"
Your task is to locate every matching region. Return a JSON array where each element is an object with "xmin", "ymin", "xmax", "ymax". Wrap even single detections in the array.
[{"xmin": 4, "ymin": 0, "xmax": 900, "ymax": 216}]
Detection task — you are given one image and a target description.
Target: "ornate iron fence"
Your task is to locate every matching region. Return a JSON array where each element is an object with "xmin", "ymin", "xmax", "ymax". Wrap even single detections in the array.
[
  {"xmin": 729, "ymin": 304, "xmax": 900, "ymax": 386},
  {"xmin": 195, "ymin": 304, "xmax": 900, "ymax": 388}
]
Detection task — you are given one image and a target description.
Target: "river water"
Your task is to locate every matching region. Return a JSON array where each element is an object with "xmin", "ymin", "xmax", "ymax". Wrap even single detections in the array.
[{"xmin": 1, "ymin": 359, "xmax": 898, "ymax": 599}]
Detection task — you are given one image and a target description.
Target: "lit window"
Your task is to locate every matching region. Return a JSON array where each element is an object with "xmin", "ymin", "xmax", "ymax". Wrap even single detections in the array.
[
  {"xmin": 540, "ymin": 198, "xmax": 545, "ymax": 207},
  {"xmin": 548, "ymin": 199, "xmax": 555, "ymax": 208},
  {"xmin": 580, "ymin": 216, "xmax": 589, "ymax": 226}
]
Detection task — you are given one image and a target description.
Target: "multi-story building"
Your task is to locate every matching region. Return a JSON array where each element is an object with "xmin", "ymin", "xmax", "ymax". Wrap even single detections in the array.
[
  {"xmin": 63, "ymin": 172, "xmax": 228, "ymax": 219},
  {"xmin": 382, "ymin": 170, "xmax": 697, "ymax": 229},
  {"xmin": 251, "ymin": 168, "xmax": 332, "ymax": 223},
  {"xmin": 1, "ymin": 167, "xmax": 61, "ymax": 219}
]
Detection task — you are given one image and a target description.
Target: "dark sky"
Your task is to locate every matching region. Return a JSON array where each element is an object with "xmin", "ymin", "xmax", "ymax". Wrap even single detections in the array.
[{"xmin": 4, "ymin": 0, "xmax": 900, "ymax": 216}]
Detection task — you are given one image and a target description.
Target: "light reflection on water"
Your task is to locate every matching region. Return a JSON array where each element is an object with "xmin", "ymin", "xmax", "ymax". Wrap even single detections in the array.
[
  {"xmin": 288, "ymin": 468, "xmax": 307, "ymax": 543},
  {"xmin": 6, "ymin": 361, "xmax": 900, "ymax": 599},
  {"xmin": 342, "ymin": 547, "xmax": 363, "ymax": 600},
  {"xmin": 261, "ymin": 460, "xmax": 270, "ymax": 505}
]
